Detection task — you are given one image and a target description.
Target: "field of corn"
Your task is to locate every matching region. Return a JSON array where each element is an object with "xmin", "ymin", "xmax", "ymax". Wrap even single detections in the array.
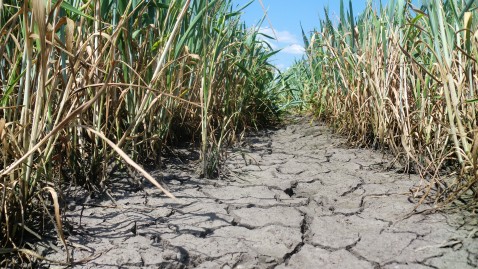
[
  {"xmin": 285, "ymin": 0, "xmax": 478, "ymax": 204},
  {"xmin": 1, "ymin": 0, "xmax": 478, "ymax": 266},
  {"xmin": 0, "ymin": 0, "xmax": 282, "ymax": 264}
]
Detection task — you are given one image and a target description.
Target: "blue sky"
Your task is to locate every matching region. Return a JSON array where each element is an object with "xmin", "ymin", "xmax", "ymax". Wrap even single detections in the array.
[{"xmin": 232, "ymin": 0, "xmax": 382, "ymax": 70}]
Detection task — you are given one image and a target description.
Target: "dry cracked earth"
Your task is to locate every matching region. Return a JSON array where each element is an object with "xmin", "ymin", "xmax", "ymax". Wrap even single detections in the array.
[{"xmin": 40, "ymin": 118, "xmax": 478, "ymax": 268}]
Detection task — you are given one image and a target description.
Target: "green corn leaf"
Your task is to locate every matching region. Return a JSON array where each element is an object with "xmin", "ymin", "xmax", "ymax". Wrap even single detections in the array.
[
  {"xmin": 263, "ymin": 49, "xmax": 281, "ymax": 60},
  {"xmin": 52, "ymin": 0, "xmax": 94, "ymax": 21},
  {"xmin": 174, "ymin": 0, "xmax": 219, "ymax": 58},
  {"xmin": 459, "ymin": 0, "xmax": 476, "ymax": 20},
  {"xmin": 225, "ymin": 11, "xmax": 241, "ymax": 20},
  {"xmin": 132, "ymin": 29, "xmax": 141, "ymax": 39},
  {"xmin": 2, "ymin": 69, "xmax": 26, "ymax": 107},
  {"xmin": 101, "ymin": 0, "xmax": 113, "ymax": 20},
  {"xmin": 300, "ymin": 23, "xmax": 310, "ymax": 51},
  {"xmin": 349, "ymin": 0, "xmax": 355, "ymax": 51},
  {"xmin": 258, "ymin": 32, "xmax": 275, "ymax": 40},
  {"xmin": 340, "ymin": 0, "xmax": 346, "ymax": 31},
  {"xmin": 154, "ymin": 1, "xmax": 170, "ymax": 9},
  {"xmin": 234, "ymin": 0, "xmax": 254, "ymax": 14}
]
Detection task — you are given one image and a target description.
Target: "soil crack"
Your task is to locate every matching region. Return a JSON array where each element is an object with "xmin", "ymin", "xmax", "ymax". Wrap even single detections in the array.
[
  {"xmin": 39, "ymin": 117, "xmax": 476, "ymax": 269},
  {"xmin": 279, "ymin": 214, "xmax": 310, "ymax": 267}
]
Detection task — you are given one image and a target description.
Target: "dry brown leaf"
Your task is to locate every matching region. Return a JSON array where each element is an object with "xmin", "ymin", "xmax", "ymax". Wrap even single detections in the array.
[
  {"xmin": 80, "ymin": 125, "xmax": 176, "ymax": 200},
  {"xmin": 0, "ymin": 118, "xmax": 5, "ymax": 139},
  {"xmin": 43, "ymin": 187, "xmax": 70, "ymax": 263},
  {"xmin": 65, "ymin": 17, "xmax": 75, "ymax": 53}
]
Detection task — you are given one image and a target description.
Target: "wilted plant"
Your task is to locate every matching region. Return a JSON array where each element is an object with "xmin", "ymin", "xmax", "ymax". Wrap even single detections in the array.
[
  {"xmin": 295, "ymin": 0, "xmax": 478, "ymax": 204},
  {"xmin": 0, "ymin": 0, "xmax": 279, "ymax": 264}
]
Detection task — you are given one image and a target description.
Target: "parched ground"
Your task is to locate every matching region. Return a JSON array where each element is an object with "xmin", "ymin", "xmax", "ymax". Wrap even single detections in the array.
[{"xmin": 40, "ymin": 118, "xmax": 478, "ymax": 268}]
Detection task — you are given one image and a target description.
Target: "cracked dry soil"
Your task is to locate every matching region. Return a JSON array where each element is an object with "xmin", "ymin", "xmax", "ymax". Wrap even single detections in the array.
[{"xmin": 41, "ymin": 118, "xmax": 478, "ymax": 269}]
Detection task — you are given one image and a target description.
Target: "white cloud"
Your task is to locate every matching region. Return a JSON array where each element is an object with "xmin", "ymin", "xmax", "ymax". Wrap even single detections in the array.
[
  {"xmin": 256, "ymin": 27, "xmax": 305, "ymax": 68},
  {"xmin": 258, "ymin": 28, "xmax": 304, "ymax": 56},
  {"xmin": 282, "ymin": 44, "xmax": 305, "ymax": 55}
]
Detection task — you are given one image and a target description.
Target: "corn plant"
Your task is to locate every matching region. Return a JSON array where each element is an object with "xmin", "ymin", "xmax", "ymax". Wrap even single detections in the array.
[
  {"xmin": 294, "ymin": 0, "xmax": 478, "ymax": 204},
  {"xmin": 0, "ymin": 0, "xmax": 279, "ymax": 264}
]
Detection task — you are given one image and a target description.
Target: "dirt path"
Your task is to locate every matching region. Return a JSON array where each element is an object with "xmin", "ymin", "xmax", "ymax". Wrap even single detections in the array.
[{"xmin": 42, "ymin": 118, "xmax": 477, "ymax": 268}]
